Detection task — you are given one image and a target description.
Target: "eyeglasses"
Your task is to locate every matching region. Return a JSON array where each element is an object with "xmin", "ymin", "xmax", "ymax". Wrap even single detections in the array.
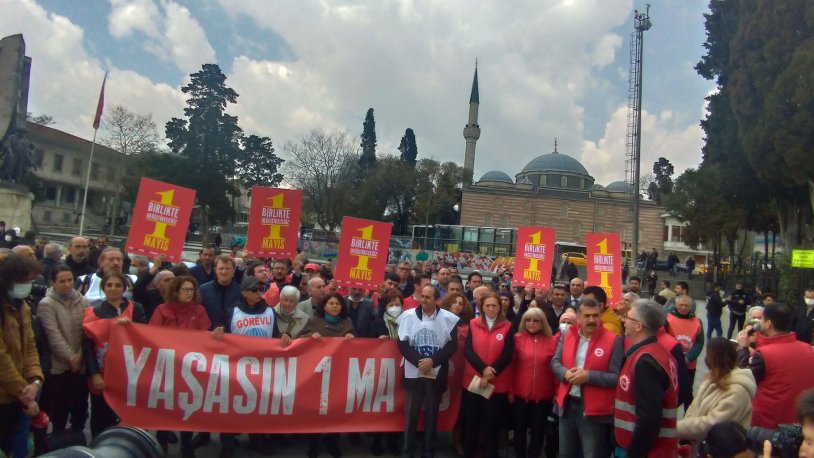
[
  {"xmin": 623, "ymin": 315, "xmax": 641, "ymax": 324},
  {"xmin": 180, "ymin": 287, "xmax": 196, "ymax": 292},
  {"xmin": 245, "ymin": 288, "xmax": 261, "ymax": 293}
]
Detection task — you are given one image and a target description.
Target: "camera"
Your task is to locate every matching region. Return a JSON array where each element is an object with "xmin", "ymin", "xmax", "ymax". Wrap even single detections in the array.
[
  {"xmin": 747, "ymin": 424, "xmax": 803, "ymax": 458},
  {"xmin": 39, "ymin": 426, "xmax": 163, "ymax": 458}
]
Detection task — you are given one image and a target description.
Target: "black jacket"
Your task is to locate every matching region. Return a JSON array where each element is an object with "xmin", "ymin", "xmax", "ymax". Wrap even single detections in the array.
[
  {"xmin": 82, "ymin": 299, "xmax": 147, "ymax": 375},
  {"xmin": 705, "ymin": 289, "xmax": 724, "ymax": 318},
  {"xmin": 396, "ymin": 307, "xmax": 458, "ymax": 391},
  {"xmin": 793, "ymin": 304, "xmax": 814, "ymax": 345}
]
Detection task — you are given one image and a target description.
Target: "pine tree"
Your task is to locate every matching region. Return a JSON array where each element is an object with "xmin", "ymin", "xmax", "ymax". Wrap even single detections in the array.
[
  {"xmin": 358, "ymin": 108, "xmax": 377, "ymax": 172},
  {"xmin": 398, "ymin": 128, "xmax": 418, "ymax": 167}
]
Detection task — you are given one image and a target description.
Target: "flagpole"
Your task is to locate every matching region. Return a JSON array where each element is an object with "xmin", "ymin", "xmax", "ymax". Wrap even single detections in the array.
[
  {"xmin": 78, "ymin": 129, "xmax": 97, "ymax": 236},
  {"xmin": 80, "ymin": 72, "xmax": 107, "ymax": 237}
]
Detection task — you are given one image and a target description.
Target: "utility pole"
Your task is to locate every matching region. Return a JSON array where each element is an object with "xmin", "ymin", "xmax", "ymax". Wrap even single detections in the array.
[{"xmin": 625, "ymin": 5, "xmax": 651, "ymax": 272}]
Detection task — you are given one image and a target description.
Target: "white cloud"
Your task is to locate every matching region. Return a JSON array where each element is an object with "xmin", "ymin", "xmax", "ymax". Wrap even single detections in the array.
[
  {"xmin": 592, "ymin": 34, "xmax": 624, "ymax": 68},
  {"xmin": 107, "ymin": 0, "xmax": 216, "ymax": 74},
  {"xmin": 0, "ymin": 0, "xmax": 185, "ymax": 142},
  {"xmin": 579, "ymin": 105, "xmax": 704, "ymax": 185}
]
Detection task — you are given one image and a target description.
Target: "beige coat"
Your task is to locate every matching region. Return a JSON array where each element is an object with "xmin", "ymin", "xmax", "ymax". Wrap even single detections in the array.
[
  {"xmin": 274, "ymin": 305, "xmax": 311, "ymax": 338},
  {"xmin": 37, "ymin": 288, "xmax": 89, "ymax": 374},
  {"xmin": 677, "ymin": 367, "xmax": 756, "ymax": 448}
]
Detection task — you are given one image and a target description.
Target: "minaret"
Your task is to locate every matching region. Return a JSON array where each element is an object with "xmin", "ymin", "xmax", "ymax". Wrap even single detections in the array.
[{"xmin": 462, "ymin": 62, "xmax": 481, "ymax": 185}]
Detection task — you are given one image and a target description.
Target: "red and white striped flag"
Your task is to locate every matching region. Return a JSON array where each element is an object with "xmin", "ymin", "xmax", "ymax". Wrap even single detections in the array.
[{"xmin": 92, "ymin": 72, "xmax": 107, "ymax": 130}]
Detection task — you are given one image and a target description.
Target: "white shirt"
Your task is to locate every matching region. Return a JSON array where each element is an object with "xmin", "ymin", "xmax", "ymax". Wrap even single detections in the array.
[
  {"xmin": 569, "ymin": 329, "xmax": 591, "ymax": 397},
  {"xmin": 396, "ymin": 307, "xmax": 458, "ymax": 379}
]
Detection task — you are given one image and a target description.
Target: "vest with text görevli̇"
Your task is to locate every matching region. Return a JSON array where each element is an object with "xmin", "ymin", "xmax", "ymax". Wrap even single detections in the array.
[
  {"xmin": 614, "ymin": 342, "xmax": 679, "ymax": 457},
  {"xmin": 666, "ymin": 314, "xmax": 702, "ymax": 369},
  {"xmin": 555, "ymin": 324, "xmax": 617, "ymax": 416},
  {"xmin": 230, "ymin": 307, "xmax": 276, "ymax": 338},
  {"xmin": 463, "ymin": 318, "xmax": 513, "ymax": 394},
  {"xmin": 751, "ymin": 332, "xmax": 814, "ymax": 429}
]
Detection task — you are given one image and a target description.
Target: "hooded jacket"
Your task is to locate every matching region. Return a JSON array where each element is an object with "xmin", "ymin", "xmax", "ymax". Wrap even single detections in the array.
[
  {"xmin": 37, "ymin": 288, "xmax": 89, "ymax": 374},
  {"xmin": 677, "ymin": 368, "xmax": 756, "ymax": 446}
]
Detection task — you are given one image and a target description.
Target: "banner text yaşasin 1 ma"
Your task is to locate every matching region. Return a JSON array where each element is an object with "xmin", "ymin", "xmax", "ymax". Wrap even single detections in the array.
[{"xmin": 87, "ymin": 322, "xmax": 461, "ymax": 433}]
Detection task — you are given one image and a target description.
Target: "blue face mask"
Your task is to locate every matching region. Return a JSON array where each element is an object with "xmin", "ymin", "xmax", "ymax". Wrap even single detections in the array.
[
  {"xmin": 128, "ymin": 266, "xmax": 139, "ymax": 276},
  {"xmin": 9, "ymin": 282, "xmax": 32, "ymax": 299},
  {"xmin": 324, "ymin": 314, "xmax": 341, "ymax": 324}
]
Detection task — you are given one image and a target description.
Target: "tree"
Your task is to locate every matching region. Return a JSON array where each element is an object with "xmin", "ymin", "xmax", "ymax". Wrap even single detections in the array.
[
  {"xmin": 352, "ymin": 155, "xmax": 414, "ymax": 222},
  {"xmin": 646, "ymin": 157, "xmax": 674, "ymax": 204},
  {"xmin": 358, "ymin": 108, "xmax": 377, "ymax": 173},
  {"xmin": 164, "ymin": 64, "xmax": 283, "ymax": 241},
  {"xmin": 414, "ymin": 159, "xmax": 464, "ymax": 227},
  {"xmin": 238, "ymin": 135, "xmax": 283, "ymax": 189},
  {"xmin": 639, "ymin": 173, "xmax": 655, "ymax": 199},
  {"xmin": 398, "ymin": 128, "xmax": 418, "ymax": 167},
  {"xmin": 26, "ymin": 112, "xmax": 54, "ymax": 126},
  {"xmin": 283, "ymin": 130, "xmax": 358, "ymax": 232},
  {"xmin": 100, "ymin": 106, "xmax": 160, "ymax": 155}
]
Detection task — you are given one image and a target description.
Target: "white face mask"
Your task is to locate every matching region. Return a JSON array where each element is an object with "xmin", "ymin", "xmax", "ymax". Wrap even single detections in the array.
[
  {"xmin": 805, "ymin": 298, "xmax": 814, "ymax": 307},
  {"xmin": 10, "ymin": 282, "xmax": 32, "ymax": 299},
  {"xmin": 386, "ymin": 306, "xmax": 403, "ymax": 318},
  {"xmin": 559, "ymin": 323, "xmax": 571, "ymax": 334},
  {"xmin": 128, "ymin": 266, "xmax": 139, "ymax": 276}
]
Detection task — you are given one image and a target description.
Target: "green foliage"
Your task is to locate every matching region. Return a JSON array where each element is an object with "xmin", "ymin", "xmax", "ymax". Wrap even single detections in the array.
[
  {"xmin": 414, "ymin": 159, "xmax": 464, "ymax": 227},
  {"xmin": 398, "ymin": 128, "xmax": 418, "ymax": 168},
  {"xmin": 646, "ymin": 157, "xmax": 674, "ymax": 204},
  {"xmin": 163, "ymin": 64, "xmax": 283, "ymax": 239},
  {"xmin": 358, "ymin": 108, "xmax": 377, "ymax": 173}
]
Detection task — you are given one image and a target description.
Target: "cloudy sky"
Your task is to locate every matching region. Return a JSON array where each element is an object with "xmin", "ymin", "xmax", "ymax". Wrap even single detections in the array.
[{"xmin": 3, "ymin": 0, "xmax": 713, "ymax": 186}]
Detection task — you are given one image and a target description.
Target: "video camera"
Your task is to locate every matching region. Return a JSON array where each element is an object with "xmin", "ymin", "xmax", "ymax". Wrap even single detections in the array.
[
  {"xmin": 39, "ymin": 426, "xmax": 163, "ymax": 458},
  {"xmin": 747, "ymin": 424, "xmax": 803, "ymax": 458}
]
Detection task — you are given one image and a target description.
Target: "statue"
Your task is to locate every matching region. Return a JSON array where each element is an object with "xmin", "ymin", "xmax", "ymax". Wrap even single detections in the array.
[{"xmin": 0, "ymin": 132, "xmax": 36, "ymax": 184}]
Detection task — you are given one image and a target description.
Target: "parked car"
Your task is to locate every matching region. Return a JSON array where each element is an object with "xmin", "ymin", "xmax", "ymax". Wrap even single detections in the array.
[
  {"xmin": 561, "ymin": 252, "xmax": 587, "ymax": 266},
  {"xmin": 652, "ymin": 260, "xmax": 688, "ymax": 273}
]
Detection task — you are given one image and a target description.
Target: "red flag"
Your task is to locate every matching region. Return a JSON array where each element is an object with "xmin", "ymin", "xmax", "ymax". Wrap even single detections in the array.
[{"xmin": 92, "ymin": 73, "xmax": 107, "ymax": 130}]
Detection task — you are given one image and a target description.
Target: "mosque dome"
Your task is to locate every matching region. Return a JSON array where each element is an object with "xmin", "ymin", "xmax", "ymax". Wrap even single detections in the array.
[
  {"xmin": 605, "ymin": 181, "xmax": 634, "ymax": 193},
  {"xmin": 477, "ymin": 170, "xmax": 513, "ymax": 184},
  {"xmin": 521, "ymin": 151, "xmax": 589, "ymax": 176},
  {"xmin": 591, "ymin": 183, "xmax": 606, "ymax": 190}
]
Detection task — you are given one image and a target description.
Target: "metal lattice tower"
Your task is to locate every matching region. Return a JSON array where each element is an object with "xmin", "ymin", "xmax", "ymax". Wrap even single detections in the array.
[{"xmin": 625, "ymin": 4, "xmax": 651, "ymax": 268}]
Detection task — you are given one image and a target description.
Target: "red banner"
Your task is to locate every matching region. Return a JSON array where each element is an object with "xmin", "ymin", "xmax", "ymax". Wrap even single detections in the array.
[
  {"xmin": 245, "ymin": 187, "xmax": 302, "ymax": 259},
  {"xmin": 334, "ymin": 217, "xmax": 392, "ymax": 290},
  {"xmin": 83, "ymin": 322, "xmax": 460, "ymax": 433},
  {"xmin": 513, "ymin": 226, "xmax": 556, "ymax": 289},
  {"xmin": 125, "ymin": 178, "xmax": 195, "ymax": 263},
  {"xmin": 585, "ymin": 232, "xmax": 622, "ymax": 306}
]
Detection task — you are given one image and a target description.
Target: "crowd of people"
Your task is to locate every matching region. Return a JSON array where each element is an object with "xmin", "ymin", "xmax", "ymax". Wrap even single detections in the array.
[{"xmin": 1, "ymin": 233, "xmax": 814, "ymax": 458}]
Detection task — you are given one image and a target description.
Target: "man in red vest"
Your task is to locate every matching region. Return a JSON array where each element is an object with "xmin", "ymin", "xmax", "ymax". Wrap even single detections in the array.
[
  {"xmin": 615, "ymin": 299, "xmax": 679, "ymax": 457},
  {"xmin": 552, "ymin": 298, "xmax": 624, "ymax": 457},
  {"xmin": 736, "ymin": 302, "xmax": 814, "ymax": 429}
]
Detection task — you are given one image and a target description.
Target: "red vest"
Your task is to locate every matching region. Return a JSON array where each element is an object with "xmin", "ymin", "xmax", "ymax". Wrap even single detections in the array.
[
  {"xmin": 512, "ymin": 333, "xmax": 557, "ymax": 402},
  {"xmin": 666, "ymin": 314, "xmax": 702, "ymax": 369},
  {"xmin": 462, "ymin": 318, "xmax": 513, "ymax": 394},
  {"xmin": 751, "ymin": 332, "xmax": 814, "ymax": 429},
  {"xmin": 555, "ymin": 325, "xmax": 617, "ymax": 416},
  {"xmin": 614, "ymin": 340, "xmax": 679, "ymax": 457}
]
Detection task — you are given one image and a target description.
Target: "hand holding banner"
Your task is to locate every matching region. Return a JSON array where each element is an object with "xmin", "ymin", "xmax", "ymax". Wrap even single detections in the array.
[
  {"xmin": 334, "ymin": 217, "xmax": 392, "ymax": 290},
  {"xmin": 513, "ymin": 226, "xmax": 556, "ymax": 289},
  {"xmin": 245, "ymin": 187, "xmax": 302, "ymax": 259},
  {"xmin": 585, "ymin": 232, "xmax": 622, "ymax": 305},
  {"xmin": 125, "ymin": 177, "xmax": 195, "ymax": 262}
]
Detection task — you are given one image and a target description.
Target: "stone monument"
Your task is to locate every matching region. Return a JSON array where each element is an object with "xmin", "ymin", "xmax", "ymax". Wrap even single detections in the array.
[{"xmin": 0, "ymin": 34, "xmax": 36, "ymax": 232}]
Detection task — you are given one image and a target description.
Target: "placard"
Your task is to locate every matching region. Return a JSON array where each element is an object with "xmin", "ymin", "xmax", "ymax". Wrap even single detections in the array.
[
  {"xmin": 245, "ymin": 187, "xmax": 302, "ymax": 259},
  {"xmin": 585, "ymin": 232, "xmax": 622, "ymax": 305},
  {"xmin": 513, "ymin": 226, "xmax": 556, "ymax": 289},
  {"xmin": 125, "ymin": 177, "xmax": 195, "ymax": 262},
  {"xmin": 334, "ymin": 217, "xmax": 392, "ymax": 289}
]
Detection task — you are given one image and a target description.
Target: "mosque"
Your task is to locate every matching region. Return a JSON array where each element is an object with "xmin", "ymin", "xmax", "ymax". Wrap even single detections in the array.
[{"xmin": 458, "ymin": 66, "xmax": 668, "ymax": 254}]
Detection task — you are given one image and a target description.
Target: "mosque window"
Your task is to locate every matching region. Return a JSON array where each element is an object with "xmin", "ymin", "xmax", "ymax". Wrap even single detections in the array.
[
  {"xmin": 573, "ymin": 223, "xmax": 581, "ymax": 235},
  {"xmin": 500, "ymin": 215, "xmax": 509, "ymax": 227},
  {"xmin": 580, "ymin": 178, "xmax": 585, "ymax": 189},
  {"xmin": 540, "ymin": 175, "xmax": 547, "ymax": 186},
  {"xmin": 561, "ymin": 176, "xmax": 567, "ymax": 187},
  {"xmin": 560, "ymin": 204, "xmax": 570, "ymax": 218}
]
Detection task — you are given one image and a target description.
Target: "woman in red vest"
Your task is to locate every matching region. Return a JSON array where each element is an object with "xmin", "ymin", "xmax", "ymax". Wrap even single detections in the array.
[
  {"xmin": 666, "ymin": 294, "xmax": 704, "ymax": 408},
  {"xmin": 461, "ymin": 292, "xmax": 515, "ymax": 458},
  {"xmin": 82, "ymin": 271, "xmax": 147, "ymax": 438},
  {"xmin": 439, "ymin": 292, "xmax": 474, "ymax": 455},
  {"xmin": 512, "ymin": 307, "xmax": 557, "ymax": 458},
  {"xmin": 149, "ymin": 276, "xmax": 210, "ymax": 457}
]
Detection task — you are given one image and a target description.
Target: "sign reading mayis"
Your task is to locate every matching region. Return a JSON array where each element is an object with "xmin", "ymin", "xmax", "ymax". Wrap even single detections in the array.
[{"xmin": 126, "ymin": 178, "xmax": 195, "ymax": 262}]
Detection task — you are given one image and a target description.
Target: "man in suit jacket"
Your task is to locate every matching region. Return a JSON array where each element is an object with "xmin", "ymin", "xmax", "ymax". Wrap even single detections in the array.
[{"xmin": 347, "ymin": 287, "xmax": 376, "ymax": 338}]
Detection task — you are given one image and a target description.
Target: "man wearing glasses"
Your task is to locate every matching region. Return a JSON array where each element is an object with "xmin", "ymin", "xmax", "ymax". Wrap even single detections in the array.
[{"xmin": 614, "ymin": 300, "xmax": 679, "ymax": 458}]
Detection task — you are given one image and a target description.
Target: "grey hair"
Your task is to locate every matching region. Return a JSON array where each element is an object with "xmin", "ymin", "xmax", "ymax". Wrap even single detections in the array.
[
  {"xmin": 280, "ymin": 285, "xmax": 301, "ymax": 302},
  {"xmin": 675, "ymin": 294, "xmax": 693, "ymax": 306},
  {"xmin": 307, "ymin": 276, "xmax": 324, "ymax": 292},
  {"xmin": 631, "ymin": 298, "xmax": 665, "ymax": 335},
  {"xmin": 623, "ymin": 291, "xmax": 640, "ymax": 302},
  {"xmin": 131, "ymin": 254, "xmax": 149, "ymax": 265},
  {"xmin": 44, "ymin": 243, "xmax": 63, "ymax": 261}
]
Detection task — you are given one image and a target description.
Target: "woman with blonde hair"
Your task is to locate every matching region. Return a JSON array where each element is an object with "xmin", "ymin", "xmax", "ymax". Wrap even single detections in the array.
[
  {"xmin": 677, "ymin": 337, "xmax": 756, "ymax": 455},
  {"xmin": 512, "ymin": 306, "xmax": 558, "ymax": 458}
]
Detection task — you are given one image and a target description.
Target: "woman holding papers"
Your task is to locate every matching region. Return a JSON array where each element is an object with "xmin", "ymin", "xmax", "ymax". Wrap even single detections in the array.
[{"xmin": 461, "ymin": 292, "xmax": 515, "ymax": 458}]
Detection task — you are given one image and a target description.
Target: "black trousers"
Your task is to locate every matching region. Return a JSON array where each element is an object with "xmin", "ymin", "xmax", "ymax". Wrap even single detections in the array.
[
  {"xmin": 514, "ymin": 398, "xmax": 552, "ymax": 458},
  {"xmin": 461, "ymin": 390, "xmax": 509, "ymax": 458},
  {"xmin": 727, "ymin": 312, "xmax": 746, "ymax": 339},
  {"xmin": 90, "ymin": 392, "xmax": 119, "ymax": 438},
  {"xmin": 403, "ymin": 378, "xmax": 443, "ymax": 458},
  {"xmin": 40, "ymin": 371, "xmax": 89, "ymax": 432},
  {"xmin": 0, "ymin": 402, "xmax": 24, "ymax": 456}
]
